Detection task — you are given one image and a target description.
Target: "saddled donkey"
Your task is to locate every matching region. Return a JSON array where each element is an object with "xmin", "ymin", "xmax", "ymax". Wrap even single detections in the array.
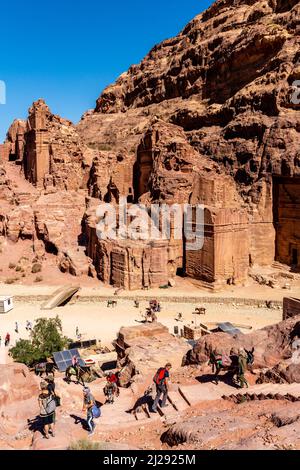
[
  {"xmin": 65, "ymin": 365, "xmax": 86, "ymax": 386},
  {"xmin": 209, "ymin": 348, "xmax": 254, "ymax": 385},
  {"xmin": 33, "ymin": 361, "xmax": 56, "ymax": 377}
]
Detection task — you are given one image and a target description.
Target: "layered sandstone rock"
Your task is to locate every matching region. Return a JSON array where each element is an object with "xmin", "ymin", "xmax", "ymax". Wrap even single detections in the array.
[
  {"xmin": 78, "ymin": 0, "xmax": 300, "ymax": 289},
  {"xmin": 3, "ymin": 99, "xmax": 93, "ymax": 191},
  {"xmin": 184, "ymin": 314, "xmax": 300, "ymax": 368},
  {"xmin": 0, "ymin": 364, "xmax": 39, "ymax": 447},
  {"xmin": 115, "ymin": 323, "xmax": 190, "ymax": 386},
  {"xmin": 1, "ymin": 0, "xmax": 300, "ymax": 288}
]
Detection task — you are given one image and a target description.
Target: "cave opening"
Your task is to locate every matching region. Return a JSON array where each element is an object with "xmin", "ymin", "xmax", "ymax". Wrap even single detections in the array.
[
  {"xmin": 273, "ymin": 176, "xmax": 300, "ymax": 271},
  {"xmin": 134, "ymin": 139, "xmax": 153, "ymax": 202},
  {"xmin": 45, "ymin": 241, "xmax": 58, "ymax": 256}
]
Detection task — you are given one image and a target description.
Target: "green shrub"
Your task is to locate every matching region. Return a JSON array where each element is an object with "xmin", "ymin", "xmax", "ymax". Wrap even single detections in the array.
[
  {"xmin": 10, "ymin": 316, "xmax": 68, "ymax": 365},
  {"xmin": 34, "ymin": 275, "xmax": 43, "ymax": 283},
  {"xmin": 9, "ymin": 263, "xmax": 16, "ymax": 269},
  {"xmin": 31, "ymin": 316, "xmax": 68, "ymax": 358},
  {"xmin": 68, "ymin": 439, "xmax": 105, "ymax": 450},
  {"xmin": 9, "ymin": 339, "xmax": 40, "ymax": 366},
  {"xmin": 32, "ymin": 263, "xmax": 42, "ymax": 273},
  {"xmin": 15, "ymin": 265, "xmax": 22, "ymax": 272},
  {"xmin": 5, "ymin": 278, "xmax": 16, "ymax": 284}
]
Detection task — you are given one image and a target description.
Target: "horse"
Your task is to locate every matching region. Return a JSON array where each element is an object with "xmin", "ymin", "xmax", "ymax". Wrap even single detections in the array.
[
  {"xmin": 209, "ymin": 348, "xmax": 254, "ymax": 385},
  {"xmin": 65, "ymin": 365, "xmax": 86, "ymax": 386}
]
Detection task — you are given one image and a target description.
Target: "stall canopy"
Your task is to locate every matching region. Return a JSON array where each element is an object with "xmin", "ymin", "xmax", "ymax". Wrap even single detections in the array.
[{"xmin": 216, "ymin": 322, "xmax": 241, "ymax": 335}]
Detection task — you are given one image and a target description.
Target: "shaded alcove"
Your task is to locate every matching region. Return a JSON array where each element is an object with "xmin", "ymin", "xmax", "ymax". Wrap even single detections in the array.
[
  {"xmin": 273, "ymin": 176, "xmax": 300, "ymax": 270},
  {"xmin": 133, "ymin": 135, "xmax": 154, "ymax": 202}
]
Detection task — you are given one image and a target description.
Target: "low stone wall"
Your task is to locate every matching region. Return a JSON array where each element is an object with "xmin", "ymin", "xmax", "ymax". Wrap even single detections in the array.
[{"xmin": 12, "ymin": 294, "xmax": 283, "ymax": 309}]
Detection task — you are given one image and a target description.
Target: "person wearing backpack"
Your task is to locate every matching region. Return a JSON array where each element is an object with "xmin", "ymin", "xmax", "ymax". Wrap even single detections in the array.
[
  {"xmin": 152, "ymin": 363, "xmax": 172, "ymax": 413},
  {"xmin": 38, "ymin": 381, "xmax": 56, "ymax": 439},
  {"xmin": 82, "ymin": 387, "xmax": 100, "ymax": 436}
]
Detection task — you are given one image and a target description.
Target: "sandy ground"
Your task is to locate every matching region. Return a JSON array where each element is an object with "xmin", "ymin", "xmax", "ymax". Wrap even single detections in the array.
[{"xmin": 0, "ymin": 296, "xmax": 282, "ymax": 358}]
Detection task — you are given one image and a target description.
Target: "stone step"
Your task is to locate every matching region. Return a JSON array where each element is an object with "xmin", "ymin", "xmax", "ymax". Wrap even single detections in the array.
[
  {"xmin": 156, "ymin": 403, "xmax": 180, "ymax": 419},
  {"xmin": 222, "ymin": 383, "xmax": 300, "ymax": 400},
  {"xmin": 168, "ymin": 390, "xmax": 189, "ymax": 412},
  {"xmin": 178, "ymin": 382, "xmax": 234, "ymax": 405}
]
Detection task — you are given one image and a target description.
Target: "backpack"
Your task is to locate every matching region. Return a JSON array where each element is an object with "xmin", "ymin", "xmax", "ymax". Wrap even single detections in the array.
[
  {"xmin": 45, "ymin": 396, "xmax": 56, "ymax": 415},
  {"xmin": 153, "ymin": 368, "xmax": 166, "ymax": 385},
  {"xmin": 92, "ymin": 404, "xmax": 101, "ymax": 419},
  {"xmin": 221, "ymin": 354, "xmax": 231, "ymax": 367}
]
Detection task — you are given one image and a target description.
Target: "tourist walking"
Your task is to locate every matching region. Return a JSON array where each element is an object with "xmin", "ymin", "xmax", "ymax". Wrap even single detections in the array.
[
  {"xmin": 5, "ymin": 332, "xmax": 10, "ymax": 347},
  {"xmin": 82, "ymin": 387, "xmax": 96, "ymax": 436},
  {"xmin": 0, "ymin": 335, "xmax": 1, "ymax": 347},
  {"xmin": 104, "ymin": 372, "xmax": 119, "ymax": 403},
  {"xmin": 15, "ymin": 322, "xmax": 19, "ymax": 334},
  {"xmin": 46, "ymin": 374, "xmax": 60, "ymax": 421},
  {"xmin": 152, "ymin": 363, "xmax": 172, "ymax": 413},
  {"xmin": 46, "ymin": 374, "xmax": 56, "ymax": 396},
  {"xmin": 38, "ymin": 381, "xmax": 56, "ymax": 438},
  {"xmin": 237, "ymin": 348, "xmax": 249, "ymax": 389},
  {"xmin": 72, "ymin": 355, "xmax": 79, "ymax": 376}
]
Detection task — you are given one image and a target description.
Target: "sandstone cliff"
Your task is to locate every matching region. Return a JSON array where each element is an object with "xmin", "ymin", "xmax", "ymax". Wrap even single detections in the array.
[{"xmin": 0, "ymin": 0, "xmax": 299, "ymax": 289}]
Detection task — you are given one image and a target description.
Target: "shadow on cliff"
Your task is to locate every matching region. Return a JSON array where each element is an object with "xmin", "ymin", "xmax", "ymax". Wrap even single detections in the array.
[
  {"xmin": 27, "ymin": 415, "xmax": 44, "ymax": 435},
  {"xmin": 196, "ymin": 373, "xmax": 239, "ymax": 388}
]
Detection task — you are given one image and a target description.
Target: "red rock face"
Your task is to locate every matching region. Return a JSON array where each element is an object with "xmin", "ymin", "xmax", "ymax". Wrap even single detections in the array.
[
  {"xmin": 183, "ymin": 314, "xmax": 300, "ymax": 369},
  {"xmin": 1, "ymin": 0, "xmax": 300, "ymax": 289}
]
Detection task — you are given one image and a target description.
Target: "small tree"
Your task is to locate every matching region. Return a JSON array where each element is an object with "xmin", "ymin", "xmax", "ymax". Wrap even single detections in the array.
[
  {"xmin": 31, "ymin": 316, "xmax": 68, "ymax": 358},
  {"xmin": 10, "ymin": 339, "xmax": 40, "ymax": 366},
  {"xmin": 10, "ymin": 316, "xmax": 68, "ymax": 365}
]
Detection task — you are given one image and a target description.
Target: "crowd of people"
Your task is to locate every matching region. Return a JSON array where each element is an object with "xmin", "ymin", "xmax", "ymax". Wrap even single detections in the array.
[
  {"xmin": 35, "ymin": 345, "xmax": 250, "ymax": 440},
  {"xmin": 34, "ymin": 360, "xmax": 174, "ymax": 439}
]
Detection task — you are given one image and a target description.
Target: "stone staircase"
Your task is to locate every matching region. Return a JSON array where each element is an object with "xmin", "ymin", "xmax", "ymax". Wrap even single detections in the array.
[
  {"xmin": 222, "ymin": 382, "xmax": 300, "ymax": 403},
  {"xmin": 31, "ymin": 379, "xmax": 300, "ymax": 449}
]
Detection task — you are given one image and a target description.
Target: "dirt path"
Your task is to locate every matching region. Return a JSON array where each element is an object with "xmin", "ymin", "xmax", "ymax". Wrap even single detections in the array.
[{"xmin": 0, "ymin": 345, "xmax": 8, "ymax": 365}]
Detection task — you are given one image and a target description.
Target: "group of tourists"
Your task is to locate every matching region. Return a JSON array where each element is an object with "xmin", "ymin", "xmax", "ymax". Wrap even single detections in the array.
[
  {"xmin": 15, "ymin": 320, "xmax": 32, "ymax": 333},
  {"xmin": 34, "ymin": 344, "xmax": 252, "ymax": 439},
  {"xmin": 0, "ymin": 320, "xmax": 33, "ymax": 347},
  {"xmin": 36, "ymin": 361, "xmax": 172, "ymax": 439},
  {"xmin": 37, "ymin": 374, "xmax": 102, "ymax": 438}
]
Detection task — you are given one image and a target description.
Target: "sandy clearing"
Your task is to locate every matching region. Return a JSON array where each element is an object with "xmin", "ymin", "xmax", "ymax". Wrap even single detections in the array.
[{"xmin": 0, "ymin": 297, "xmax": 282, "ymax": 357}]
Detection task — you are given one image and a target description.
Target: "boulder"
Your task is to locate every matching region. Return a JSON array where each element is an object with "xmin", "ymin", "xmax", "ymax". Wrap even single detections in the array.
[{"xmin": 183, "ymin": 316, "xmax": 300, "ymax": 369}]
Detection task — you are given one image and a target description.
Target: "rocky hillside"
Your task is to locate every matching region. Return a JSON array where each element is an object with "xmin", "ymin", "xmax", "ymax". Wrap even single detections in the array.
[
  {"xmin": 79, "ymin": 0, "xmax": 300, "ymax": 194},
  {"xmin": 0, "ymin": 0, "xmax": 299, "ymax": 288}
]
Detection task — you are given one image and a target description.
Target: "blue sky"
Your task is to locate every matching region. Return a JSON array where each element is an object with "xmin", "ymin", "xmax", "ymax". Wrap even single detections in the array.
[{"xmin": 0, "ymin": 0, "xmax": 212, "ymax": 141}]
